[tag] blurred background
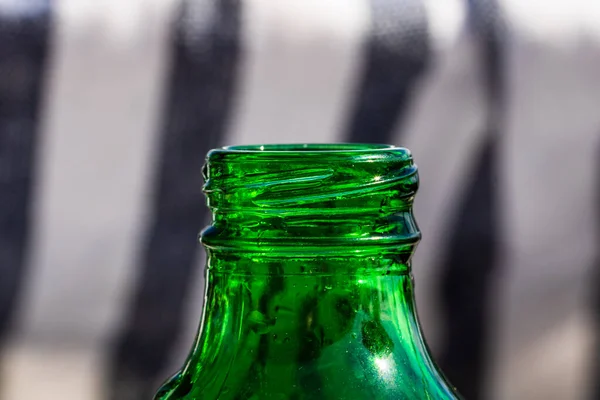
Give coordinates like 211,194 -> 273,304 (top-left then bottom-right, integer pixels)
0,0 -> 599,399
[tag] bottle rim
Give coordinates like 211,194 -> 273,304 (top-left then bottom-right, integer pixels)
217,143 -> 402,154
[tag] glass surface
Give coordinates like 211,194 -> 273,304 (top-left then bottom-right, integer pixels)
155,144 -> 461,399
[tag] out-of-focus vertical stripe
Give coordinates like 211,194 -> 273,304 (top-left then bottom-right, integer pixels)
344,0 -> 430,144
109,1 -> 243,398
432,1 -> 504,398
0,2 -> 53,399
437,136 -> 499,400
399,0 -> 484,353
0,0 -> 51,344
2,0 -> 178,399
592,143 -> 600,400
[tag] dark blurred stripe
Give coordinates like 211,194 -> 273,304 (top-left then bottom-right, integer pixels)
0,2 -> 52,342
438,137 -> 498,400
108,0 -> 242,398
592,144 -> 600,400
344,0 -> 430,144
437,1 -> 504,399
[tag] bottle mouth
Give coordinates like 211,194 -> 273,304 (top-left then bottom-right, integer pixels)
211,144 -> 405,162
202,143 -> 420,255
221,143 -> 397,154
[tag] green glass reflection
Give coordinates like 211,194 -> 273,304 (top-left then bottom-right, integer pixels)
155,144 -> 461,400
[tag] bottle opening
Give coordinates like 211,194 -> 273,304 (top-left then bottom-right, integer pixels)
202,143 -> 420,257
222,143 -> 396,153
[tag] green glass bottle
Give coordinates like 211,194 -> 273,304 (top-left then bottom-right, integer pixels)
155,144 -> 461,400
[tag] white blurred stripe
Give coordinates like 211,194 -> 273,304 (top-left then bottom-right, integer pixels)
8,0 -> 177,355
395,2 -> 484,351
1,344 -> 102,400
502,0 -> 600,44
492,1 -> 600,398
226,0 -> 370,145
421,0 -> 465,54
